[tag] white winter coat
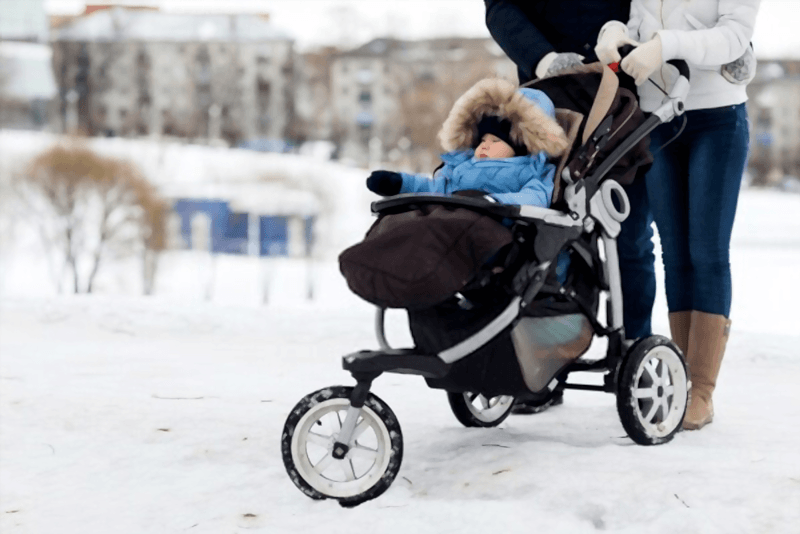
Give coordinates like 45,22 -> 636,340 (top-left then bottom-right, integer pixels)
601,0 -> 760,112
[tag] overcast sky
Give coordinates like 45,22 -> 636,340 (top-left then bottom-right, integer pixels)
44,0 -> 800,58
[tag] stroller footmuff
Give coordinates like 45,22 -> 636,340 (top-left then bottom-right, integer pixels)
338,201 -> 513,310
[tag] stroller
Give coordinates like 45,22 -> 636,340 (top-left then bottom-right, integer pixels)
281,55 -> 693,507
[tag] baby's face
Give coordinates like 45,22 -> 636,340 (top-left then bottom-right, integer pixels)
475,133 -> 515,159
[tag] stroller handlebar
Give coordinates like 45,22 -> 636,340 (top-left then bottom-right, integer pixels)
614,44 -> 691,83
611,44 -> 690,122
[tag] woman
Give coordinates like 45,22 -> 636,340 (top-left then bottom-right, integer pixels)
596,0 -> 761,430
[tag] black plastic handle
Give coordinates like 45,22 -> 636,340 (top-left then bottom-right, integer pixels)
666,59 -> 691,81
371,193 -> 519,218
617,44 -> 691,82
618,44 -> 636,60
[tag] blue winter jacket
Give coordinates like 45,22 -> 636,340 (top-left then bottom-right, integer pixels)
399,149 -> 555,208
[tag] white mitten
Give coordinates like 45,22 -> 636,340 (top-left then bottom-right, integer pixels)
595,21 -> 639,65
722,44 -> 757,85
620,35 -> 663,86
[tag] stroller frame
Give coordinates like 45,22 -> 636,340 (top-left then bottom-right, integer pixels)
282,59 -> 693,507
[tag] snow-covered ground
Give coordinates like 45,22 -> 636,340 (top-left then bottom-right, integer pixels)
2,188 -> 800,533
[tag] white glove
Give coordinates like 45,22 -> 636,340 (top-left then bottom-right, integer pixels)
535,51 -> 585,79
620,35 -> 663,86
595,21 -> 639,65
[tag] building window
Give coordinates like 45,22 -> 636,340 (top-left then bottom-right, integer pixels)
359,123 -> 371,145
757,110 -> 771,128
260,216 -> 288,256
356,68 -> 373,84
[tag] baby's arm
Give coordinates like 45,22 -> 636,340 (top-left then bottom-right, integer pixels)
490,163 -> 555,207
399,164 -> 453,195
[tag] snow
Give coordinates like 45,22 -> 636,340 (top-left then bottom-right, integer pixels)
2,143 -> 800,531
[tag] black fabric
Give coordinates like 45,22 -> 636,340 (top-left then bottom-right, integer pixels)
476,116 -> 528,156
339,205 -> 514,309
411,292 -> 529,398
484,0 -> 631,84
366,170 -> 403,196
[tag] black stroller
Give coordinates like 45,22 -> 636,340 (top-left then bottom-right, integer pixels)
281,56 -> 693,507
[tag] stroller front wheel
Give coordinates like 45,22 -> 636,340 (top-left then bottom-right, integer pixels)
616,336 -> 688,445
448,391 -> 516,427
281,386 -> 403,507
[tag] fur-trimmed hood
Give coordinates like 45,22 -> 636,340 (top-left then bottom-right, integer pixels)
437,78 -> 569,157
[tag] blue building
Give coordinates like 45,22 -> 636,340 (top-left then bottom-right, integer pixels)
172,198 -> 315,257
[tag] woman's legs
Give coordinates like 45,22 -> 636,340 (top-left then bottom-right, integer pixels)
686,105 -> 749,316
647,105 -> 749,314
646,104 -> 749,430
681,104 -> 748,429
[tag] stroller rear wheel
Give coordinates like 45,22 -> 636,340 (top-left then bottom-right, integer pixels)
617,336 -> 688,445
281,386 -> 403,507
448,391 -> 515,427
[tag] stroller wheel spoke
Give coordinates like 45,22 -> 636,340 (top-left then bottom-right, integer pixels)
658,362 -> 671,386
661,398 -> 672,420
340,459 -> 357,481
306,431 -> 332,448
633,386 -> 657,399
643,400 -> 659,423
312,452 -> 336,475
348,444 -> 379,461
644,359 -> 660,384
479,395 -> 491,410
328,411 -> 343,436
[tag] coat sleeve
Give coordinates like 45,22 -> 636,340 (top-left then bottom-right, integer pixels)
490,162 -> 555,207
626,3 -> 645,41
484,0 -> 554,82
657,0 -> 760,66
399,165 -> 452,195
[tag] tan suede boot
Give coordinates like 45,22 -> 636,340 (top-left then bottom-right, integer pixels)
682,311 -> 732,430
668,311 -> 692,356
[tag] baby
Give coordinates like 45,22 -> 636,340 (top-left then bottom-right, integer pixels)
367,78 -> 569,207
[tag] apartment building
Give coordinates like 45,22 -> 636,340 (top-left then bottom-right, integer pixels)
328,37 -> 517,168
747,60 -> 800,184
50,7 -> 295,145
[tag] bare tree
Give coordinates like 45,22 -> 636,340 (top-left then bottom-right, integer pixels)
136,181 -> 167,295
17,142 -> 166,293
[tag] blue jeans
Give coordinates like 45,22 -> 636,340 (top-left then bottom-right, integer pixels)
645,104 -> 750,317
618,171 -> 656,339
